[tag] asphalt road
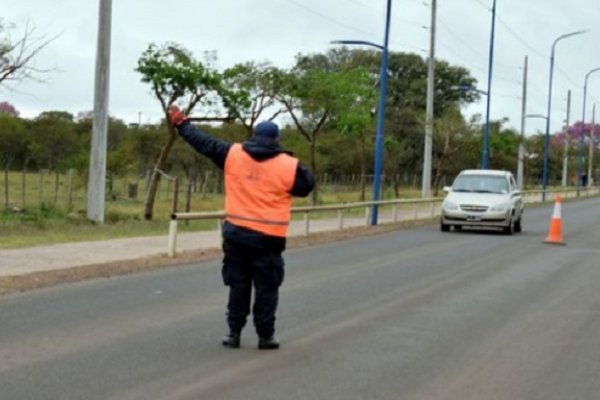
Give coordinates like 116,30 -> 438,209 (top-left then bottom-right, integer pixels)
2,197 -> 600,400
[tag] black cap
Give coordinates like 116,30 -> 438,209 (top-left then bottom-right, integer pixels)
254,121 -> 280,139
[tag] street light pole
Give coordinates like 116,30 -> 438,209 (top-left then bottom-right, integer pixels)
369,0 -> 393,225
482,0 -> 497,170
578,67 -> 600,196
333,0 -> 392,225
543,29 -> 587,202
422,0 -> 436,198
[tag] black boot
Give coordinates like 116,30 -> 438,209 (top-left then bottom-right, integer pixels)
258,336 -> 280,350
222,331 -> 241,348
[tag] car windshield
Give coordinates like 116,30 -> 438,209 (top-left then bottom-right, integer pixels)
452,175 -> 508,194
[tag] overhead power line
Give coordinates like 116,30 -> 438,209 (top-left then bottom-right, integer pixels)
347,0 -> 427,29
281,0 -> 425,53
281,0 -> 377,40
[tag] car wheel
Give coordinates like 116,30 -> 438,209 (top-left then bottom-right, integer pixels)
514,217 -> 522,233
503,218 -> 515,235
441,222 -> 450,232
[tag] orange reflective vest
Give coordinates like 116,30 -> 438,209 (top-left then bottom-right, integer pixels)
224,143 -> 298,237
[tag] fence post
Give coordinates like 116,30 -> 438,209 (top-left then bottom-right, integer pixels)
337,209 -> 344,230
185,174 -> 193,226
66,169 -> 74,211
413,205 -> 418,221
217,219 -> 223,246
303,211 -> 310,237
392,204 -> 398,223
202,170 -> 210,198
3,167 -> 8,209
53,170 -> 59,204
39,170 -> 44,205
168,218 -> 178,257
430,201 -> 435,218
364,206 -> 370,226
21,167 -> 26,208
166,179 -> 171,201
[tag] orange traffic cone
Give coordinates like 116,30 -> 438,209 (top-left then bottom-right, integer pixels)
544,195 -> 566,245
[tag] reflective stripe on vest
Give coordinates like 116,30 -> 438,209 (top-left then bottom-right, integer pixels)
224,143 -> 298,237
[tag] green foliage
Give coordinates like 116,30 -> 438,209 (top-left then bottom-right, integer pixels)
135,43 -> 221,114
2,44 -> 535,225
105,209 -> 140,223
28,111 -> 80,171
0,114 -> 26,167
2,203 -> 66,228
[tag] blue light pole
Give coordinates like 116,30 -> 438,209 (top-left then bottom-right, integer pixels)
543,29 -> 587,202
332,0 -> 392,225
577,67 -> 600,196
482,0 -> 497,170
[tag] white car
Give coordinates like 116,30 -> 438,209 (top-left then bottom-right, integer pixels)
440,169 -> 523,234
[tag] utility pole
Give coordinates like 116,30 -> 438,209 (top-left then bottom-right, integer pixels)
422,0 -> 436,198
517,55 -> 527,190
87,0 -> 112,224
481,0 -> 497,169
588,104 -> 595,188
561,90 -> 571,187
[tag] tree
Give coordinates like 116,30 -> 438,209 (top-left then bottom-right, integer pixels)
276,52 -> 375,203
0,114 -> 26,208
0,101 -> 18,116
119,125 -> 164,177
330,74 -> 377,200
136,43 -> 234,220
431,107 -> 473,195
319,47 -> 479,190
487,119 -> 520,172
29,111 -> 79,171
221,61 -> 284,137
0,19 -> 53,88
383,53 -> 479,182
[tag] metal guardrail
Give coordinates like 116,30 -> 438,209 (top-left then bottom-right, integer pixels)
167,187 -> 600,257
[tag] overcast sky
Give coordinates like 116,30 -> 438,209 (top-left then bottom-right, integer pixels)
2,0 -> 599,136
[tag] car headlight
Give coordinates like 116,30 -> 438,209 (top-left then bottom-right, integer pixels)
443,201 -> 459,210
490,204 -> 510,212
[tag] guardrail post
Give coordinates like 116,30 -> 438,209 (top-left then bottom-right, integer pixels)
413,205 -> 418,221
168,218 -> 178,257
337,209 -> 344,230
430,202 -> 435,218
392,204 -> 398,223
217,219 -> 223,246
364,207 -> 370,226
303,212 -> 310,237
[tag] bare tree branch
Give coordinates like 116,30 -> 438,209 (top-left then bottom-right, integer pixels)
0,19 -> 56,88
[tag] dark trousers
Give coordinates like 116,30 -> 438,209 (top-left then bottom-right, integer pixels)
221,240 -> 285,338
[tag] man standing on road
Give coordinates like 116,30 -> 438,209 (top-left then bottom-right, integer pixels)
168,106 -> 314,350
